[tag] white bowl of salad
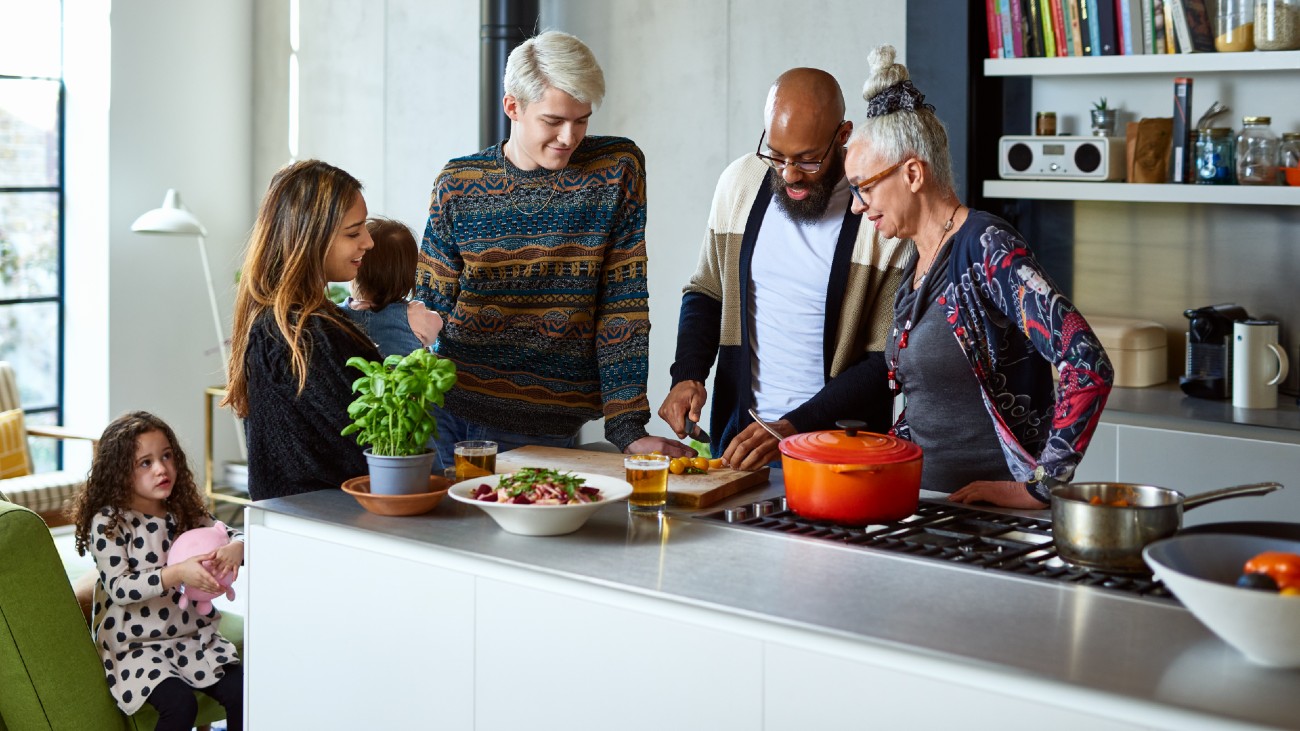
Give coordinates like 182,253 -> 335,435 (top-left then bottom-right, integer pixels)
447,468 -> 632,536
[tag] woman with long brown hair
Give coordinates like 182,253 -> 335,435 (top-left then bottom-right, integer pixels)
223,159 -> 380,500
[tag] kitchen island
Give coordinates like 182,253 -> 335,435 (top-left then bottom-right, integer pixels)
243,473 -> 1298,730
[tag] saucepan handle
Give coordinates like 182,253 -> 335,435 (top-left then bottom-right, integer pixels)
1183,482 -> 1283,511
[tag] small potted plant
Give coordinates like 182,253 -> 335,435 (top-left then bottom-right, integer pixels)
1090,97 -> 1118,138
341,348 -> 457,495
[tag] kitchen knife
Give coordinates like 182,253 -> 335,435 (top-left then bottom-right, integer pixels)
683,416 -> 710,443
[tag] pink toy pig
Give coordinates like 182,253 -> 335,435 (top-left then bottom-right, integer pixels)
166,521 -> 237,614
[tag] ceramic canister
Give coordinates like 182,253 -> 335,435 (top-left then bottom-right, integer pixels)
1232,320 -> 1290,409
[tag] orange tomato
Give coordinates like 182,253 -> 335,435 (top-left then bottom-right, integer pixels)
1244,551 -> 1300,591
691,457 -> 710,472
708,458 -> 725,470
668,458 -> 687,475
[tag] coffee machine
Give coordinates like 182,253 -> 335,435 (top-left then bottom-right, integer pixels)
1180,303 -> 1250,400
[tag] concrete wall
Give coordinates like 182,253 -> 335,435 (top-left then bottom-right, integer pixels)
257,0 -> 906,445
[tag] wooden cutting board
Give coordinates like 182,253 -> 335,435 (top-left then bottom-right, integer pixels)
493,445 -> 770,509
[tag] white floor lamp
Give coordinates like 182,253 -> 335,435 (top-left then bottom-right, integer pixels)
131,189 -> 247,460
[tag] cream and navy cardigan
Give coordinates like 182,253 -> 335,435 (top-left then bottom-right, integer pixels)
669,154 -> 910,455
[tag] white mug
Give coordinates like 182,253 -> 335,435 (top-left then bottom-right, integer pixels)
1232,320 -> 1290,409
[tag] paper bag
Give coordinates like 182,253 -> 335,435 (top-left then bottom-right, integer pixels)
1127,118 -> 1173,184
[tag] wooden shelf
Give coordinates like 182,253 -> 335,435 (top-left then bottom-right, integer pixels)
983,180 -> 1300,205
984,50 -> 1300,77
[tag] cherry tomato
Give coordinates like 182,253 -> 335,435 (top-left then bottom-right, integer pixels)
1243,551 -> 1300,591
691,457 -> 710,472
668,458 -> 687,475
708,458 -> 725,470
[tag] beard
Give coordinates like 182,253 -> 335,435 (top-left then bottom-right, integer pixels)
769,148 -> 845,225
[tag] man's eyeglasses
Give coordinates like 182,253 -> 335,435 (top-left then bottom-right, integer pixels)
848,159 -> 907,207
755,121 -> 847,174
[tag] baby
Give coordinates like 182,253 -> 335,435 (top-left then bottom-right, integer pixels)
341,217 -> 443,356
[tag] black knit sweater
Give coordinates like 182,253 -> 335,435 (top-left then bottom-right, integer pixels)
244,312 -> 380,500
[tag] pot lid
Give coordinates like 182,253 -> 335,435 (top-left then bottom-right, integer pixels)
778,420 -> 922,465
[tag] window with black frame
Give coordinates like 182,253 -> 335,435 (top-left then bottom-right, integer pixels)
0,0 -> 64,471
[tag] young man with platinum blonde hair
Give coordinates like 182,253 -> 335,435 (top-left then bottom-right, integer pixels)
416,30 -> 693,465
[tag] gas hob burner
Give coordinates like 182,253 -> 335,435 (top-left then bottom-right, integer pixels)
695,498 -> 1175,604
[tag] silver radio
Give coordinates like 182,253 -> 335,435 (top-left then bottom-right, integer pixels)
998,135 -> 1125,181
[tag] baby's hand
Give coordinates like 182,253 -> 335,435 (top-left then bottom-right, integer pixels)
408,301 -> 444,347
175,551 -> 223,594
212,541 -> 245,581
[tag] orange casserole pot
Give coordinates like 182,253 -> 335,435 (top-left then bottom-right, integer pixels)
778,421 -> 923,526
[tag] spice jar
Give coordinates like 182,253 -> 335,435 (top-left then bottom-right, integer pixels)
1196,128 -> 1235,185
1236,117 -> 1280,185
1255,0 -> 1300,50
1218,0 -> 1257,50
1281,132 -> 1300,186
1036,111 -> 1057,137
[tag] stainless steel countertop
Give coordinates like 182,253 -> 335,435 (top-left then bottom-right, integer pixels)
252,473 -> 1300,729
1106,383 -> 1300,441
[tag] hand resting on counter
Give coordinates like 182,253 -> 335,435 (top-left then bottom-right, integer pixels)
948,480 -> 1049,509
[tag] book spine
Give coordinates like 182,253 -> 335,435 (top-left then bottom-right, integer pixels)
1050,0 -> 1068,55
1095,0 -> 1119,53
1068,0 -> 1085,55
1152,0 -> 1168,53
1083,0 -> 1100,55
1181,0 -> 1217,52
986,0 -> 1003,57
1163,0 -> 1178,52
1025,0 -> 1045,56
1041,0 -> 1059,56
1142,0 -> 1155,53
1000,0 -> 1016,57
1010,0 -> 1027,56
1168,0 -> 1194,53
1115,0 -> 1127,53
1169,77 -> 1193,184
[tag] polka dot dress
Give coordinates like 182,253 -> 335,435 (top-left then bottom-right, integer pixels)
89,507 -> 242,715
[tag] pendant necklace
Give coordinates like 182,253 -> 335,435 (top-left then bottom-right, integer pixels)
887,202 -> 963,394
503,142 -> 567,216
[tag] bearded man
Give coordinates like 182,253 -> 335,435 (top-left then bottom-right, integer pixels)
658,68 -> 909,470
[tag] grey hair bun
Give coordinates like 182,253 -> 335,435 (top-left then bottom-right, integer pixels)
862,45 -> 910,101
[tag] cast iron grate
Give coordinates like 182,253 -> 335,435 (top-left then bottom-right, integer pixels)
695,498 -> 1176,603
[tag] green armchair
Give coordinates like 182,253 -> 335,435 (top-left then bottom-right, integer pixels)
0,501 -> 241,730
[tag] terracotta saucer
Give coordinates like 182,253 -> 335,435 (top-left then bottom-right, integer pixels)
341,475 -> 452,517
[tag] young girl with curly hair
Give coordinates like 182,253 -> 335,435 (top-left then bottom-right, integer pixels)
69,411 -> 244,730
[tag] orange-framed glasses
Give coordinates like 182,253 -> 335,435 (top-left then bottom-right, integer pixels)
849,159 -> 908,206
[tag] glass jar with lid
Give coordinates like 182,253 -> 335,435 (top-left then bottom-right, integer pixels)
1236,117 -> 1280,185
1281,132 -> 1300,186
1195,128 -> 1235,185
1254,0 -> 1300,51
1218,0 -> 1256,50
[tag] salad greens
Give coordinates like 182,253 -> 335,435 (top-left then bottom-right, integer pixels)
497,468 -> 589,501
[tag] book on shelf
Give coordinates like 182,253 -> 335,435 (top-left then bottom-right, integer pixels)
1169,77 -> 1193,184
1025,0 -> 1046,56
1152,0 -> 1168,53
1162,0 -> 1179,52
1050,0 -> 1068,55
1064,0 -> 1083,54
1000,0 -> 1016,57
1167,0 -> 1216,52
986,0 -> 1002,57
1141,0 -> 1157,54
1095,0 -> 1119,53
1009,0 -> 1027,56
1041,0 -> 1059,56
1071,0 -> 1092,53
1117,0 -> 1143,54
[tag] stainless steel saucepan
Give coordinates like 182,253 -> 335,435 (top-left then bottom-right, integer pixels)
1050,482 -> 1283,573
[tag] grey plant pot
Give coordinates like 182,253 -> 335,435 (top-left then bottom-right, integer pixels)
1091,109 -> 1119,137
365,449 -> 437,495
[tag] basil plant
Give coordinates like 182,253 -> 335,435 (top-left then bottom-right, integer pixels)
341,348 -> 457,457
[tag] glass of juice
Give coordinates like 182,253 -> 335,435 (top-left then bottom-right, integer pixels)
454,441 -> 497,481
624,454 -> 670,511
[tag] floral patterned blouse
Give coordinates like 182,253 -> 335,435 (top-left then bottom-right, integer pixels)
891,209 -> 1114,502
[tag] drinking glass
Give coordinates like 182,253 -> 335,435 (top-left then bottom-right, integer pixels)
454,441 -> 498,481
624,454 -> 670,511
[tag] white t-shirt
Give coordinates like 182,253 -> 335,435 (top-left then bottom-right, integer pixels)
748,180 -> 852,422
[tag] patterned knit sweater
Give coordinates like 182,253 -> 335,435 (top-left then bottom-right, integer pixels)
415,136 -> 651,451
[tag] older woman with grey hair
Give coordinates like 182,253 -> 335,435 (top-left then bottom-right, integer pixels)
843,45 -> 1113,508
